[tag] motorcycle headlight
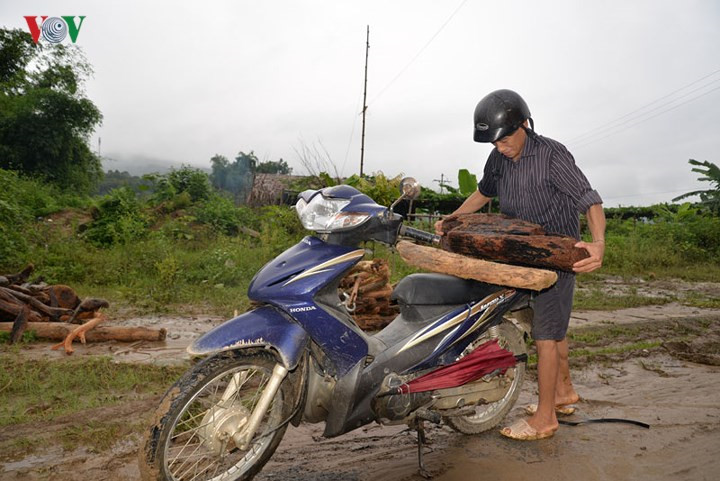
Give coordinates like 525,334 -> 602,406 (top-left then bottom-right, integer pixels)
295,194 -> 370,232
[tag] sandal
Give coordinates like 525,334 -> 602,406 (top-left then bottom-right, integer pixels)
500,419 -> 556,441
524,403 -> 577,416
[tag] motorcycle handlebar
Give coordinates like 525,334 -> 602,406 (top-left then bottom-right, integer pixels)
399,225 -> 442,245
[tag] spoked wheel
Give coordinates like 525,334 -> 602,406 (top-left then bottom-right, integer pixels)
445,319 -> 527,434
139,350 -> 298,481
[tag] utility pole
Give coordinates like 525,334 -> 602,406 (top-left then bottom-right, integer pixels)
360,25 -> 369,178
433,173 -> 447,194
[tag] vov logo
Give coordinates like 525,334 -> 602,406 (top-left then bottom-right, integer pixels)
24,16 -> 86,44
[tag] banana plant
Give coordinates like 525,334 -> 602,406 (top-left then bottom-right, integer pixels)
458,169 -> 478,196
673,159 -> 720,214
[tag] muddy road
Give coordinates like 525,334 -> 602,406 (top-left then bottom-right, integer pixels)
2,306 -> 720,480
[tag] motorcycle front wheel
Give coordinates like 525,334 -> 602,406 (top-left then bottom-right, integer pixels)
139,350 -> 299,481
444,319 -> 527,434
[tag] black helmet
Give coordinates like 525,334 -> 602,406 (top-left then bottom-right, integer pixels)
473,89 -> 531,143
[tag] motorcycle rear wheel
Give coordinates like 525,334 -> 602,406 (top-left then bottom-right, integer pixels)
444,320 -> 526,434
139,350 -> 298,481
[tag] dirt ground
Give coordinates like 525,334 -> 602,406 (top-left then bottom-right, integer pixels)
2,285 -> 720,481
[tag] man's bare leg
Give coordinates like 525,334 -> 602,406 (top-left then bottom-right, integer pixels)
526,339 -> 560,434
555,338 -> 580,405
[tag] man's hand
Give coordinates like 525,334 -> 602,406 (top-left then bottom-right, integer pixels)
573,240 -> 605,273
434,219 -> 444,235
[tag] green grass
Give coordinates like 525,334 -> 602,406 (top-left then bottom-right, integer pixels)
567,325 -> 636,344
572,289 -> 673,310
680,293 -> 720,309
0,330 -> 38,344
58,420 -> 142,452
0,354 -> 186,426
15,220 -> 302,317
569,340 -> 663,358
527,340 -> 663,365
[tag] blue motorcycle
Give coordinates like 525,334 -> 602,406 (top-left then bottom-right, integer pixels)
140,179 -> 530,481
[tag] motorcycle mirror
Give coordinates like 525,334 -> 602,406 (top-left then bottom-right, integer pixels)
399,177 -> 421,200
388,177 -> 421,215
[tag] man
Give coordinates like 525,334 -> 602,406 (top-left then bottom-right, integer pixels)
434,89 -> 606,440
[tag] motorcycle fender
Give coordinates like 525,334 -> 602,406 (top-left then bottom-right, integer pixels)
187,306 -> 309,370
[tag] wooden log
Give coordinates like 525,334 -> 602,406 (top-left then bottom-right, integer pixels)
0,322 -> 167,343
0,290 -> 44,323
9,307 -> 29,344
0,286 -> 73,321
44,284 -> 81,309
396,240 -> 557,291
4,264 -> 34,285
442,213 -> 545,236
443,232 -> 586,271
440,213 -> 589,272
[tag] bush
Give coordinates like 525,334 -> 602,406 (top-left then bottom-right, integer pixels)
0,168 -> 89,266
601,211 -> 720,278
146,166 -> 212,207
193,194 -> 245,235
81,188 -> 148,247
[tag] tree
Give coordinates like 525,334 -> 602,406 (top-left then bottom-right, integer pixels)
209,152 -> 257,203
673,159 -> 720,214
256,158 -> 292,175
0,28 -> 103,194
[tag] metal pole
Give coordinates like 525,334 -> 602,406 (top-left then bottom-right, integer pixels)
360,25 -> 369,177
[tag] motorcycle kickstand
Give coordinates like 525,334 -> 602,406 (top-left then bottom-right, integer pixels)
414,420 -> 432,479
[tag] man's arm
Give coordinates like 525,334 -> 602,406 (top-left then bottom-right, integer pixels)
434,190 -> 492,234
572,203 -> 606,273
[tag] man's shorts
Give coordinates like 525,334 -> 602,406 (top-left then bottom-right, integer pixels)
530,271 -> 575,341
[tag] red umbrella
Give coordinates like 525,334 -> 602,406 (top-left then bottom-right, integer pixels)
398,339 -> 518,394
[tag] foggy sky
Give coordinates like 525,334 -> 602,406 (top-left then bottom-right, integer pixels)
2,0 -> 719,207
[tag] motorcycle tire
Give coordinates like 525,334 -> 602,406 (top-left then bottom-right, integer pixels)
444,320 -> 527,434
139,349 -> 298,481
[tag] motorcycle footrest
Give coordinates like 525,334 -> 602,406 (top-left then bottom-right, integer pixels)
415,408 -> 441,424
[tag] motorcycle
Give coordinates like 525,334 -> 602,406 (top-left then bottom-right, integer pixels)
139,178 -> 530,481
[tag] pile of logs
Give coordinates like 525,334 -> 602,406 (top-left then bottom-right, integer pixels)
339,259 -> 399,331
397,213 -> 592,291
0,265 -> 166,354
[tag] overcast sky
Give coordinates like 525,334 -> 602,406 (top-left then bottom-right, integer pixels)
2,0 -> 719,207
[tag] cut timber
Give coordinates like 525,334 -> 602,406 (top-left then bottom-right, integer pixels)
396,240 -> 557,291
0,322 -> 167,343
339,259 -> 398,330
440,213 -> 589,272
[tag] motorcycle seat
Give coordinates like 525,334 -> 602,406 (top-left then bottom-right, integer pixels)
391,273 -> 502,306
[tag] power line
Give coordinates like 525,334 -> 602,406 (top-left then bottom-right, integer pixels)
572,84 -> 720,150
568,67 -> 720,144
571,77 -> 720,145
367,0 -> 470,107
570,76 -> 720,148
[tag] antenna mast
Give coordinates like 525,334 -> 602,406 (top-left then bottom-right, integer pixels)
360,25 -> 369,177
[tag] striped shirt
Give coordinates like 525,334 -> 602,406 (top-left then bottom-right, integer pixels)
477,133 -> 602,239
